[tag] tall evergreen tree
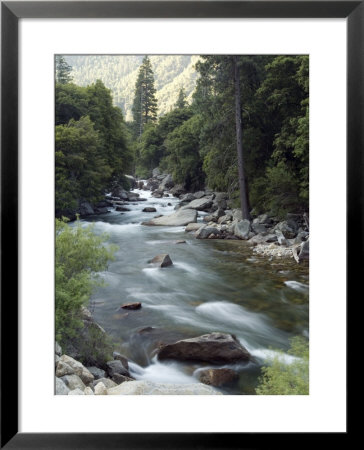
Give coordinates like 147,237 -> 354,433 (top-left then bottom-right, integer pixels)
175,87 -> 187,109
55,55 -> 73,84
132,56 -> 158,137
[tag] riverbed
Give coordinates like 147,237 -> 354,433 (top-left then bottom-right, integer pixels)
80,187 -> 309,394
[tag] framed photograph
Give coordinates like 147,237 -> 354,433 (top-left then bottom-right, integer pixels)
1,1 -> 357,447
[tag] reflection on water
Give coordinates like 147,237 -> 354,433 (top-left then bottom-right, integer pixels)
80,187 -> 309,394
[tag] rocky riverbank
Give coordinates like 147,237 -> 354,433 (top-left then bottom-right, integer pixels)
55,309 -> 241,395
139,172 -> 309,264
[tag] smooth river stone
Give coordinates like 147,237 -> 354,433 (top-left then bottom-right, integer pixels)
142,208 -> 197,226
107,380 -> 222,395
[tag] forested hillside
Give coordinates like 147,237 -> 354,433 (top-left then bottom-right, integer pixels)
65,55 -> 199,120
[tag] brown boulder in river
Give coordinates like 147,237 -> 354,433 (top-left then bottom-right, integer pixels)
121,302 -> 142,310
158,332 -> 251,364
150,254 -> 173,267
198,368 -> 239,387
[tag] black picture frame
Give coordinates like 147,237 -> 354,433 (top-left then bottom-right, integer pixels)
1,1 -> 357,448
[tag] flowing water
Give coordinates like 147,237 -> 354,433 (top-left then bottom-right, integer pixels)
79,186 -> 309,394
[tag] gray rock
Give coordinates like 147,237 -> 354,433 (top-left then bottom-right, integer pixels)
193,191 -> 205,199
185,222 -> 204,232
60,374 -> 86,391
152,167 -> 161,177
180,193 -> 196,202
55,355 -> 60,367
55,377 -> 70,395
232,209 -> 243,221
86,366 -> 106,380
196,225 -> 221,239
92,378 -> 117,389
106,360 -> 130,378
234,220 -> 251,240
150,254 -> 173,267
55,342 -> 62,356
275,230 -> 287,246
203,215 -> 217,223
68,388 -> 85,395
142,208 -> 197,226
112,374 -> 134,384
256,214 -> 273,225
107,380 -> 222,395
84,387 -> 94,395
158,332 -> 251,364
217,214 -> 233,225
56,360 -> 75,377
94,382 -> 107,395
182,197 -> 213,211
294,231 -> 309,244
113,352 -> 129,370
275,220 -> 298,239
251,223 -> 267,234
60,355 -> 94,385
159,174 -> 174,190
169,184 -> 186,197
298,239 -> 309,262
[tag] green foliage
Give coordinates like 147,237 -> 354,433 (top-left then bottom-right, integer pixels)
256,336 -> 309,395
162,114 -> 204,190
132,56 -> 158,137
55,55 -> 73,84
55,116 -> 111,214
55,79 -> 133,216
64,55 -> 199,119
134,106 -> 193,177
55,218 -> 117,347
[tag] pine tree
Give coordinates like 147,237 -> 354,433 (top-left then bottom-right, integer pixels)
175,87 -> 187,109
132,56 -> 158,137
55,55 -> 73,84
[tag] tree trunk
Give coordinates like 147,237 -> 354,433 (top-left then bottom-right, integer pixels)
233,56 -> 250,220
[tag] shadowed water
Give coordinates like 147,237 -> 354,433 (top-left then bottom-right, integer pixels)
79,187 -> 309,394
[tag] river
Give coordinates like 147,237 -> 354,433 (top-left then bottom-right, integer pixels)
80,186 -> 309,394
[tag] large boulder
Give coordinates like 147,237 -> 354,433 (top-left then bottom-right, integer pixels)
107,380 -> 222,395
180,193 -> 196,203
56,360 -> 75,378
113,352 -> 129,370
60,374 -> 86,391
275,220 -> 298,239
159,174 -> 174,190
198,368 -> 239,387
86,366 -> 106,380
169,184 -> 186,197
92,377 -> 117,389
142,208 -> 197,226
234,220 -> 251,240
152,167 -> 161,177
158,332 -> 251,364
94,382 -> 108,395
182,197 -> 213,211
196,225 -> 221,240
193,191 -> 206,199
60,355 -> 94,385
106,360 -> 130,378
150,254 -> 173,267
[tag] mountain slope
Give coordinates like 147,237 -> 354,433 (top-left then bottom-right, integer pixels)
64,55 -> 200,120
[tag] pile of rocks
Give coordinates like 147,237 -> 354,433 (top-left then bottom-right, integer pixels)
55,341 -> 135,395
